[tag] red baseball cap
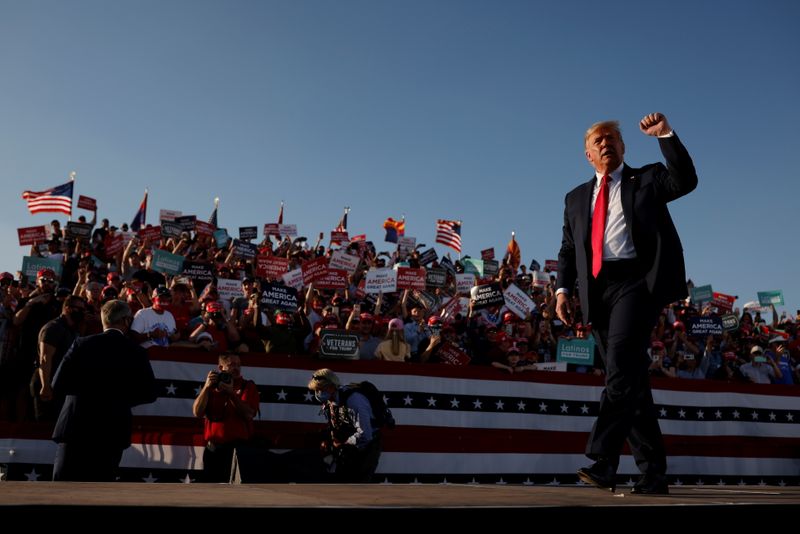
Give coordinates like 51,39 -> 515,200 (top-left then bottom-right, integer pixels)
37,268 -> 56,280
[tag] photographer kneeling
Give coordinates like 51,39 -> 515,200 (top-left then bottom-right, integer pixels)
192,353 -> 260,482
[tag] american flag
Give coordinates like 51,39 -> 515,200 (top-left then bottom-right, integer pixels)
436,219 -> 462,254
1,351 -> 798,483
21,181 -> 73,215
331,207 -> 349,245
208,197 -> 219,228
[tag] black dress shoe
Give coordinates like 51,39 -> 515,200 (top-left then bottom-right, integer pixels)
577,461 -> 617,492
630,473 -> 669,495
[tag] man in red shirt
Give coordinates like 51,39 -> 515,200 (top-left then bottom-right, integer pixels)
192,352 -> 260,482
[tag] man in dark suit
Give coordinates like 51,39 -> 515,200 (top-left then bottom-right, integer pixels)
556,112 -> 697,495
51,299 -> 157,481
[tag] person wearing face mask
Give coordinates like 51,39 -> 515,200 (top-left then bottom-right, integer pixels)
307,368 -> 381,482
32,295 -> 87,421
130,286 -> 179,348
192,352 -> 260,482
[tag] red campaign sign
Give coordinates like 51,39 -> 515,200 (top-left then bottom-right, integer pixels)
315,268 -> 349,289
104,234 -> 124,257
77,195 -> 97,211
138,226 -> 162,241
17,225 -> 47,246
256,255 -> 289,279
263,223 -> 280,237
396,267 -> 427,291
301,256 -> 329,285
481,248 -> 495,261
437,342 -> 471,366
330,231 -> 349,244
544,260 -> 559,273
355,279 -> 366,300
195,220 -> 216,236
711,292 -> 736,312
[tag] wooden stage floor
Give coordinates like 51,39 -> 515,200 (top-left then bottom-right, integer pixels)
1,482 -> 798,523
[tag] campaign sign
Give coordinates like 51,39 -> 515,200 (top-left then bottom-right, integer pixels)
425,267 -> 447,288
260,283 -> 299,311
397,236 -> 416,256
544,259 -> 559,273
151,249 -> 185,275
216,278 -> 243,302
319,330 -> 360,360
159,209 -> 182,222
263,223 -> 280,237
257,256 -> 289,279
21,256 -> 62,280
534,362 -> 568,372
66,222 -> 92,240
195,220 -> 216,236
104,234 -> 124,256
232,239 -> 257,260
437,342 -> 471,366
17,226 -> 47,246
481,248 -> 495,261
711,292 -> 736,313
365,268 -> 397,294
503,283 -> 536,319
171,215 -> 195,232
330,230 -> 349,244
721,314 -> 740,332
483,259 -> 499,277
77,195 -> 97,211
532,271 -> 550,288
757,290 -> 784,306
182,260 -> 215,282
239,226 -> 258,240
278,224 -> 297,237
282,268 -> 304,290
315,268 -> 349,290
160,221 -> 183,238
301,256 -> 328,285
529,259 -> 541,272
396,267 -> 427,291
690,284 -> 713,303
453,273 -> 473,295
470,283 -> 505,310
556,337 -> 595,365
688,316 -> 724,336
138,225 -> 162,241
213,229 -> 230,248
412,290 -> 438,311
462,258 -> 484,277
418,248 -> 438,266
329,249 -> 361,274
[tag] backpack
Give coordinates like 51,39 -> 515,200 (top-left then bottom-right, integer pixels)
340,381 -> 396,430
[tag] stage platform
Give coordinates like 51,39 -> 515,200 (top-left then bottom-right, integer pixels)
1,482 -> 798,524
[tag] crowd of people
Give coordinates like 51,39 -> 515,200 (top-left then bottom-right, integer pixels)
1,213 -> 798,423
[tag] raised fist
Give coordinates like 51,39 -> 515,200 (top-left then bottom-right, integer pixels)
639,112 -> 672,137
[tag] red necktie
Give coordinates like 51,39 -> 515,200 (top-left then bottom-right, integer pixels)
591,175 -> 611,278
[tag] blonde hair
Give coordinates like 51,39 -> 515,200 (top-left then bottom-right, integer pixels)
308,368 -> 340,390
584,120 -> 622,148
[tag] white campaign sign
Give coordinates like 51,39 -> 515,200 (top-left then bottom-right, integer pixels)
216,278 -> 243,303
329,249 -> 361,274
456,273 -> 476,295
503,283 -> 536,319
282,268 -> 305,290
365,268 -> 397,294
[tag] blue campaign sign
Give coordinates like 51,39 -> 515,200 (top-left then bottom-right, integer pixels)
213,228 -> 230,249
690,284 -> 713,303
757,290 -> 784,306
151,249 -> 185,275
21,256 -> 63,280
556,337 -> 595,365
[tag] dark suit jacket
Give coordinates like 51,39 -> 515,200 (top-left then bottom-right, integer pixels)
557,135 -> 698,322
52,329 -> 157,449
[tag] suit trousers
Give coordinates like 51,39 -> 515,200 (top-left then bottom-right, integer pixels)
52,442 -> 124,481
585,259 -> 666,475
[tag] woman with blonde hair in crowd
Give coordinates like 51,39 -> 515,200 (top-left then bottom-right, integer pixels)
375,318 -> 410,362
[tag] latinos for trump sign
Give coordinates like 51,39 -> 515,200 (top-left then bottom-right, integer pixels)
757,290 -> 784,306
556,337 -> 595,365
151,249 -> 185,275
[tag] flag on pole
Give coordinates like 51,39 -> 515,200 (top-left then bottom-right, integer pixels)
506,231 -> 521,273
130,190 -> 148,232
277,201 -> 284,225
208,197 -> 219,228
383,217 -> 404,243
331,207 -> 349,245
436,219 -> 462,254
21,181 -> 73,216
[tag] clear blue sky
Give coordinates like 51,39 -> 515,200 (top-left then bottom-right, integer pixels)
1,0 -> 798,315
